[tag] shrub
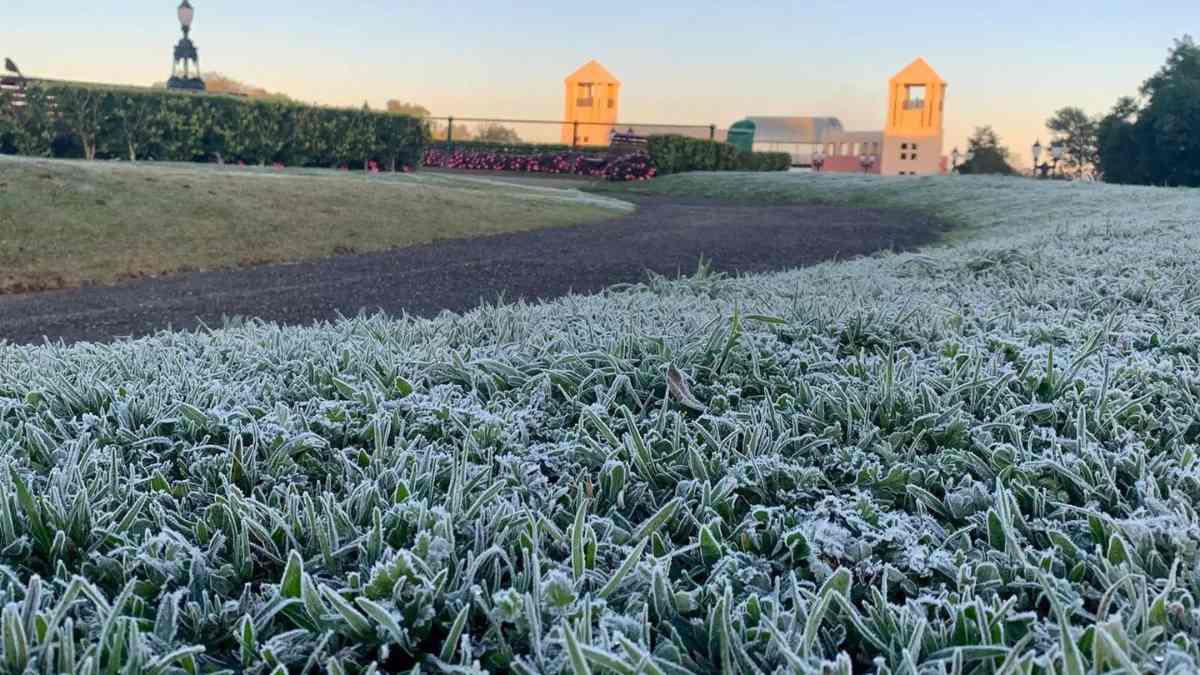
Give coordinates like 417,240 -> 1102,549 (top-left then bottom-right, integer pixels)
0,89 -> 15,154
422,147 -> 655,181
647,135 -> 740,174
738,150 -> 791,171
603,152 -> 658,181
440,140 -> 592,156
647,135 -> 790,174
1,81 -> 430,168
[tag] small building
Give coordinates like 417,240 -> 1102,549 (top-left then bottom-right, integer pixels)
820,58 -> 947,176
561,60 -> 621,147
726,117 -> 845,166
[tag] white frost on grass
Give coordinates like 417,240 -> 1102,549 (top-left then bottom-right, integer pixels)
1,174 -> 1200,673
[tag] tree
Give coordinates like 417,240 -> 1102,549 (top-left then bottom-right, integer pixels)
1095,97 -> 1145,184
958,126 -> 1016,175
104,93 -> 166,161
1096,35 -> 1200,186
1136,35 -> 1200,186
8,86 -> 54,157
385,100 -> 430,117
1046,107 -> 1097,178
475,123 -> 521,143
53,86 -> 105,160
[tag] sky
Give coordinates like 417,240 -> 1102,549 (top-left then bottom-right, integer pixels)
6,1 -> 1199,167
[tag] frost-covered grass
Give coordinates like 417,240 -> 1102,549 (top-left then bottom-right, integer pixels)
2,173 -> 1200,673
603,171 -> 1164,241
0,155 -> 628,293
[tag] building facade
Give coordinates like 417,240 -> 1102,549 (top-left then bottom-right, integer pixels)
727,117 -> 845,166
821,58 -> 946,176
561,60 -> 621,146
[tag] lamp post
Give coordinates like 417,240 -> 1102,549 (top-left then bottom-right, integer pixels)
1032,139 -> 1066,179
858,153 -> 877,174
1050,142 -> 1064,179
811,149 -> 826,172
167,1 -> 205,91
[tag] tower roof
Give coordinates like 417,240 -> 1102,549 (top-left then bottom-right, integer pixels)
889,58 -> 945,84
565,60 -> 620,85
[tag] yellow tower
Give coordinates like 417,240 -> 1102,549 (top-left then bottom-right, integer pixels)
881,58 -> 946,176
561,60 -> 620,146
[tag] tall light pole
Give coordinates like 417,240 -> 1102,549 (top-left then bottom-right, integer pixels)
167,1 -> 206,91
1032,139 -> 1049,178
1032,139 -> 1066,179
1050,142 -> 1064,179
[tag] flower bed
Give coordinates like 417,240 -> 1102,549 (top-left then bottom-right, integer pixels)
422,148 -> 657,181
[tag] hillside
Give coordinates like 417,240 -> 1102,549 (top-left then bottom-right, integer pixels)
0,156 -> 628,292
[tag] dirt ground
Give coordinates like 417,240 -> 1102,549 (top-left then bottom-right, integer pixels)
0,196 -> 946,344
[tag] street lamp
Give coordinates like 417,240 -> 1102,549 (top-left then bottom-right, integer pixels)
178,0 -> 195,33
167,1 -> 205,91
1050,142 -> 1064,179
1032,139 -> 1065,179
858,153 -> 877,174
811,149 -> 826,172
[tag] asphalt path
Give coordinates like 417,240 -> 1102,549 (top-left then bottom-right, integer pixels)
0,196 -> 945,344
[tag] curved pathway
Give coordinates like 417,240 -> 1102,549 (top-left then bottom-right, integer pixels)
0,196 -> 946,344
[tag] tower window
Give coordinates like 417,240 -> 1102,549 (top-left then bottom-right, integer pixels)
901,143 -> 909,150
911,154 -> 918,161
903,85 -> 926,110
577,83 -> 594,107
901,153 -> 908,160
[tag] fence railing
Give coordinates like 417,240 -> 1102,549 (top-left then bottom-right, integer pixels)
0,76 -> 27,109
427,116 -> 724,151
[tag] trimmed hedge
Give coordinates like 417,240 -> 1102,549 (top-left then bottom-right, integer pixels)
741,151 -> 792,172
647,134 -> 792,174
0,81 -> 429,169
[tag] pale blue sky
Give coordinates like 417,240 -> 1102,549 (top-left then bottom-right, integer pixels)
6,1 -> 1198,164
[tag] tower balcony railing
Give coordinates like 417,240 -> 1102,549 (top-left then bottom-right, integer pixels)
902,99 -> 926,110
576,97 -> 594,107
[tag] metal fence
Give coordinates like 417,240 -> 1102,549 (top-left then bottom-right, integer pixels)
0,76 -> 27,109
426,116 -> 725,151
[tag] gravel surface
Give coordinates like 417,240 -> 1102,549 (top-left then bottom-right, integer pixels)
0,196 -> 946,344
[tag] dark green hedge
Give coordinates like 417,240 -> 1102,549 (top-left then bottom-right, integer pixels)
740,151 -> 792,172
0,81 -> 429,169
647,135 -> 792,174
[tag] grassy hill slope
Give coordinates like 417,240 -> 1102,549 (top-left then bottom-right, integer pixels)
0,157 -> 629,292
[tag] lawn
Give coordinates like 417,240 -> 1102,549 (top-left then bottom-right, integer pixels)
599,171 -> 1140,240
1,172 -> 1200,673
0,156 -> 631,293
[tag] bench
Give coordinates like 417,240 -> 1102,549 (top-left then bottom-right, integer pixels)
608,132 -> 648,157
